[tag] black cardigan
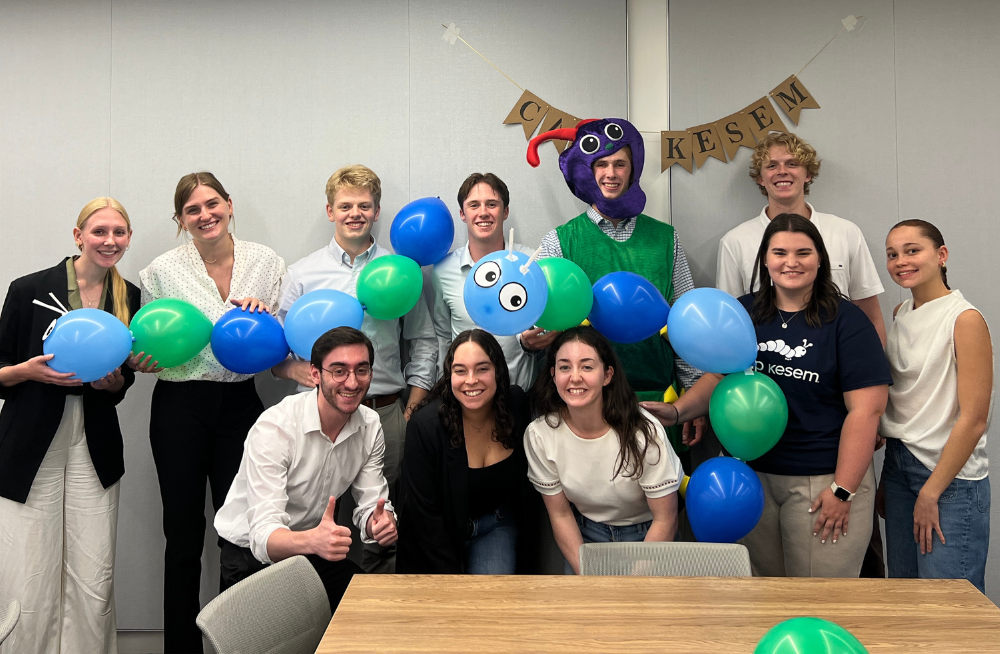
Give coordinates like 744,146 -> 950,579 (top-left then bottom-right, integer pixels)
395,386 -> 543,574
0,258 -> 139,503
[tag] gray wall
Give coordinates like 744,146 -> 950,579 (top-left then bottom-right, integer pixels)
0,0 -> 626,629
668,0 -> 1000,602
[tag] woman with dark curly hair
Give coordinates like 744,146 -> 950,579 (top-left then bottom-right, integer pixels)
396,329 -> 541,574
526,326 -> 683,575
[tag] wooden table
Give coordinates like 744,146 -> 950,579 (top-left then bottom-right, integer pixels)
317,575 -> 1000,653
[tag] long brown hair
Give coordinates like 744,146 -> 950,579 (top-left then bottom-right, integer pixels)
749,213 -> 844,328
531,326 -> 659,480
890,219 -> 950,290
418,330 -> 515,450
76,197 -> 132,325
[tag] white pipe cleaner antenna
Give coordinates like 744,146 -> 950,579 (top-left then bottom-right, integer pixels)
33,293 -> 69,316
519,246 -> 542,274
505,228 -> 518,261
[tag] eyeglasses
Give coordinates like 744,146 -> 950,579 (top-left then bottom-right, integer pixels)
321,366 -> 373,383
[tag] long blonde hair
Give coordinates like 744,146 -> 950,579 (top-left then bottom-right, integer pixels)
76,197 -> 132,325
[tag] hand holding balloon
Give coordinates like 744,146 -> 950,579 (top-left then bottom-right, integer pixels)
230,297 -> 270,313
90,367 -> 124,392
128,352 -> 164,374
5,354 -> 82,387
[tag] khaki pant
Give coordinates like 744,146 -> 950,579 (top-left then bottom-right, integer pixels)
742,464 -> 876,578
0,397 -> 119,654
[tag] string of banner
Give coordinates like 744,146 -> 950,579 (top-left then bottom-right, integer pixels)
441,15 -> 865,174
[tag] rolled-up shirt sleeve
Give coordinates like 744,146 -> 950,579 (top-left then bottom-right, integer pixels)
401,286 -> 438,390
275,269 -> 302,326
351,424 -> 393,544
243,418 -> 296,564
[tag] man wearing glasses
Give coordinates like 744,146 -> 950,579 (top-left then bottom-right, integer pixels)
215,327 -> 398,611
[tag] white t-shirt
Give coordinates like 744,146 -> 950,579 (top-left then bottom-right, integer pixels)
881,290 -> 992,480
524,410 -> 683,526
716,203 -> 884,300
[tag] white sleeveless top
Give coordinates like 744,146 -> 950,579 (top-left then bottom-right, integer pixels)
881,290 -> 992,480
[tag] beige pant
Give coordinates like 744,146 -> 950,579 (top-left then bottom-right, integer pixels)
0,397 -> 119,654
742,464 -> 876,578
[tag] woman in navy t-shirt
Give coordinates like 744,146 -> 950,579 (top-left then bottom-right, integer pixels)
642,214 -> 891,578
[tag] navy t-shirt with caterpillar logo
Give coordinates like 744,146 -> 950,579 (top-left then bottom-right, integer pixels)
736,294 -> 892,476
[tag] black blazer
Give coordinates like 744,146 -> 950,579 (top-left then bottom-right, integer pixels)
0,258 -> 140,503
395,385 -> 543,574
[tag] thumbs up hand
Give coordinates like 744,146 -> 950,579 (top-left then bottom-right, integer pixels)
311,496 -> 353,561
366,498 -> 398,546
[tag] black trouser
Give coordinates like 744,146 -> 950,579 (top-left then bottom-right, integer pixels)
219,540 -> 364,613
149,379 -> 264,654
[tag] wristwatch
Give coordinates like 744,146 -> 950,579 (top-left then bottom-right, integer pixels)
830,481 -> 856,502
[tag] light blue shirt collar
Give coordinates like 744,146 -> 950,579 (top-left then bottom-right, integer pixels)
327,235 -> 378,268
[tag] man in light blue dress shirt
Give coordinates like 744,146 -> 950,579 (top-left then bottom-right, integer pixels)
431,173 -> 555,390
273,164 -> 436,573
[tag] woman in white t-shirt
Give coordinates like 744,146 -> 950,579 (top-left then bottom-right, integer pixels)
878,219 -> 993,593
525,326 -> 683,575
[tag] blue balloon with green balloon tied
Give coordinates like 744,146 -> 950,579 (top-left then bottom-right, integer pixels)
283,289 -> 364,360
389,197 -> 455,267
667,287 -> 757,373
685,456 -> 764,543
211,307 -> 289,375
588,271 -> 670,344
42,308 -> 133,382
463,250 -> 548,336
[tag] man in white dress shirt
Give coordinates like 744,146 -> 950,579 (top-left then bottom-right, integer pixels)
431,172 -> 547,389
716,131 -> 887,344
216,327 -> 397,610
273,164 -> 436,573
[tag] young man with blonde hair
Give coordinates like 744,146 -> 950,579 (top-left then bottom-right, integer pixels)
716,132 -> 887,344
273,164 -> 436,573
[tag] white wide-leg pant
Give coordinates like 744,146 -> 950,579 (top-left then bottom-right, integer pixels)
0,396 -> 119,654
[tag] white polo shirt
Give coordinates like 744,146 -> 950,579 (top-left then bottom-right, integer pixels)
716,203 -> 884,300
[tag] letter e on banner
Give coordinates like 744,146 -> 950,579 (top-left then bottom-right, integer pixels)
687,123 -> 727,168
741,96 -> 788,141
769,75 -> 821,125
503,89 -> 551,140
714,112 -> 756,160
661,131 -> 693,173
539,107 -> 581,153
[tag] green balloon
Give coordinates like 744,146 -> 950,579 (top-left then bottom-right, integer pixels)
755,617 -> 869,654
535,258 -> 594,331
356,255 -> 423,320
709,370 -> 788,461
130,298 -> 213,369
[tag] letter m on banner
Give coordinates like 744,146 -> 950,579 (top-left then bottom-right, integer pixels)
769,75 -> 820,126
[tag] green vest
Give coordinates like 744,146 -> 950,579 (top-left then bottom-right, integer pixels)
556,212 -> 679,400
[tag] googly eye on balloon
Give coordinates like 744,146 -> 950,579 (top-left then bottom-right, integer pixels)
463,237 -> 548,336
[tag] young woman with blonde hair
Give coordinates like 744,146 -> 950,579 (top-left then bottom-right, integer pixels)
0,197 -> 140,653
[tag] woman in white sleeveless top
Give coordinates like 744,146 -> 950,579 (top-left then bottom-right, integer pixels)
878,219 -> 993,592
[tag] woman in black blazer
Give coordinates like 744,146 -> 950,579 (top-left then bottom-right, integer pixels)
396,329 -> 542,574
0,197 -> 140,654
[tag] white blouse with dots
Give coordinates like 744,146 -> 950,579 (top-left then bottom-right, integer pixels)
139,236 -> 286,382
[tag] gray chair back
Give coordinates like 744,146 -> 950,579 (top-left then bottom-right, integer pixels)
196,556 -> 332,654
579,542 -> 752,577
0,599 -> 20,645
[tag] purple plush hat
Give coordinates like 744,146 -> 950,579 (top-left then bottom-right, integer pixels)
527,117 -> 645,220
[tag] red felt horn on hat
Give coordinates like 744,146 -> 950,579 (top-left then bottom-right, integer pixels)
526,119 -> 599,167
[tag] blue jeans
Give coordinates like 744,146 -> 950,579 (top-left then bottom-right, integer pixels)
883,438 -> 991,593
465,507 -> 518,574
567,506 -> 651,574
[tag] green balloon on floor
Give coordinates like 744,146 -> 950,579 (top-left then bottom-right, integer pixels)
755,617 -> 869,654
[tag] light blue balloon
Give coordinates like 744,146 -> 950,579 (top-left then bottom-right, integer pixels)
463,250 -> 548,336
667,288 -> 757,373
389,197 -> 455,266
283,290 -> 364,360
589,271 -> 670,343
43,308 -> 133,382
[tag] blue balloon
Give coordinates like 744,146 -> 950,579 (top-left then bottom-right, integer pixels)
667,288 -> 757,373
283,290 -> 364,360
463,250 -> 548,336
686,457 -> 765,543
211,307 -> 290,375
389,197 -> 455,267
42,308 -> 132,383
588,271 -> 670,343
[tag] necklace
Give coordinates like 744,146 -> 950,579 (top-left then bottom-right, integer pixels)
201,254 -> 220,264
776,308 -> 801,329
79,279 -> 102,308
